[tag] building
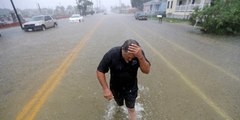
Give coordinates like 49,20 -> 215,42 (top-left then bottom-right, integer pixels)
143,0 -> 167,16
166,0 -> 212,19
0,9 -> 12,22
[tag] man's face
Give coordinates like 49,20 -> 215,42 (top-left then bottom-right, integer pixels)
122,50 -> 135,63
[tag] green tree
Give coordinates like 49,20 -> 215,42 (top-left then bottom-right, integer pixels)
76,0 -> 93,16
190,0 -> 240,34
54,6 -> 65,16
131,0 -> 151,10
66,5 -> 75,15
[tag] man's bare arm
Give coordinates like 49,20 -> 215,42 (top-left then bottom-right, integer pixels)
128,44 -> 150,74
137,55 -> 150,74
96,71 -> 113,100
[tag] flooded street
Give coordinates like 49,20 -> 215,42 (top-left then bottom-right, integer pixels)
0,14 -> 240,120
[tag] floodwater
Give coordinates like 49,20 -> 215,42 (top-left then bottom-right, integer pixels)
104,86 -> 146,120
0,14 -> 240,120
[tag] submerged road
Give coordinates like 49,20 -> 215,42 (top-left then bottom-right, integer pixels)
0,14 -> 240,120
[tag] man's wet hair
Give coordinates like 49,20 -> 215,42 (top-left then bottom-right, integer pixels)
122,39 -> 140,52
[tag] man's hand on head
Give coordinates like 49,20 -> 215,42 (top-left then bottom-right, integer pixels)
128,44 -> 143,59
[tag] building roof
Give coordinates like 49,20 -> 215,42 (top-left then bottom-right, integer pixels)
144,0 -> 167,5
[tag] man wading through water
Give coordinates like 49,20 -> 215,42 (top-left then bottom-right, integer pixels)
96,39 -> 151,120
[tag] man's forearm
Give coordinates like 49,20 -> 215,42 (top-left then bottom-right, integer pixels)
96,71 -> 109,90
138,56 -> 150,74
128,44 -> 150,74
96,70 -> 113,100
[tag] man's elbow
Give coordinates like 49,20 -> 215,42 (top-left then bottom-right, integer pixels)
145,70 -> 150,74
142,68 -> 150,74
96,70 -> 104,77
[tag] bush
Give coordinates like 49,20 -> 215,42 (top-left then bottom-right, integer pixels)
189,0 -> 240,35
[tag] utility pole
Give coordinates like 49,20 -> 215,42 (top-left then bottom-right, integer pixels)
10,0 -> 23,29
119,0 -> 122,6
99,0 -> 101,9
37,3 -> 42,14
119,0 -> 122,13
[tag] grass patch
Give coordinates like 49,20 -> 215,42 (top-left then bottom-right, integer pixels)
162,18 -> 189,23
148,16 -> 190,23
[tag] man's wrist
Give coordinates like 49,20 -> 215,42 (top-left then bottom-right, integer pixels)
137,55 -> 144,60
103,87 -> 110,91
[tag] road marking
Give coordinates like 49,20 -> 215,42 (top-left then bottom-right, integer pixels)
122,23 -> 233,120
138,24 -> 240,82
16,18 -> 104,120
167,39 -> 239,81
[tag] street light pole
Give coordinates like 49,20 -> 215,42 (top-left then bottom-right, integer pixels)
10,0 -> 23,29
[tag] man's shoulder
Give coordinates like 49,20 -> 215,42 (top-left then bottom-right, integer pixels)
107,46 -> 121,54
110,46 -> 121,52
103,46 -> 120,61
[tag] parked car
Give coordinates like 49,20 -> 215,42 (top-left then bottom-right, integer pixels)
69,14 -> 84,22
23,15 -> 57,32
0,21 -> 7,26
134,12 -> 148,20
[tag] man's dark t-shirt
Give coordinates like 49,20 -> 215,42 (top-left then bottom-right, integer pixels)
97,46 -> 148,91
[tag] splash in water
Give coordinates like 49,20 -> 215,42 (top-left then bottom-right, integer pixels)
104,85 -> 148,120
104,100 -> 144,120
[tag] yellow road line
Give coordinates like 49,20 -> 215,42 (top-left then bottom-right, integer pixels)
123,23 -> 233,120
165,39 -> 239,81
16,18 -> 104,120
141,25 -> 239,82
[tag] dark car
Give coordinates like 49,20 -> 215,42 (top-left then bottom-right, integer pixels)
134,12 -> 148,20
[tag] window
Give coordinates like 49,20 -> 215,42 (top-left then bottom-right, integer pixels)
179,1 -> 182,5
192,0 -> 195,4
171,1 -> 173,8
45,16 -> 52,21
167,1 -> 170,8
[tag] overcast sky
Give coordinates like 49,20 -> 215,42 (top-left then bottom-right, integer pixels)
0,0 -> 131,10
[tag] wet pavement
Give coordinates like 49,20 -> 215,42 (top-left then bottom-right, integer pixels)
0,14 -> 240,120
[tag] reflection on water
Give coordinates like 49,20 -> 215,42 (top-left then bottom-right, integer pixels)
104,85 -> 148,120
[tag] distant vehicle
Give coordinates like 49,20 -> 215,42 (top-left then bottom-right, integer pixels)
86,10 -> 95,15
69,14 -> 84,23
134,12 -> 148,20
23,15 -> 57,32
0,21 -> 7,26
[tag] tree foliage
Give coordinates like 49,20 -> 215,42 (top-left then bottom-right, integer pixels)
190,0 -> 240,34
54,6 -> 65,16
76,0 -> 93,16
131,0 -> 151,10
